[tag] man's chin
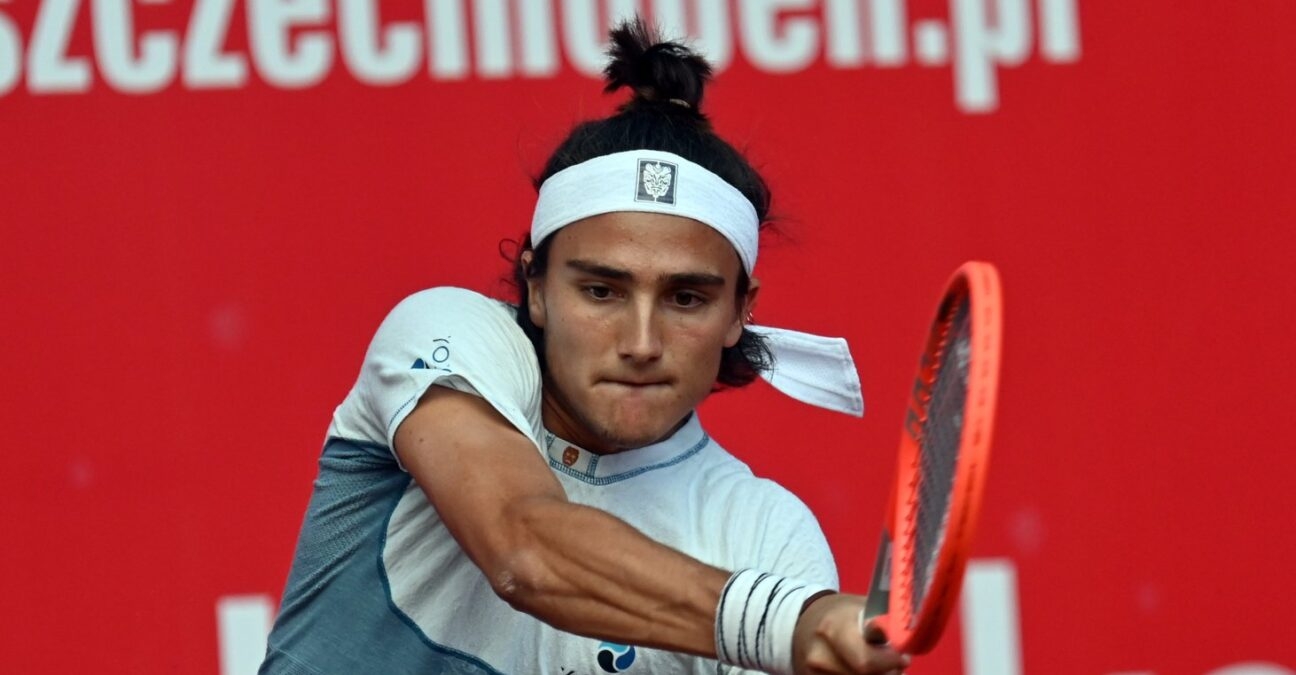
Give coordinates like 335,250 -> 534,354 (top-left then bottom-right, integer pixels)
589,415 -> 686,452
557,395 -> 696,453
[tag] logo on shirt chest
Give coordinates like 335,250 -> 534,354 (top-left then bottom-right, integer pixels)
554,642 -> 637,675
597,642 -> 636,673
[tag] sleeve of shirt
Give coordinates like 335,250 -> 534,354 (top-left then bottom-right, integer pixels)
339,287 -> 544,466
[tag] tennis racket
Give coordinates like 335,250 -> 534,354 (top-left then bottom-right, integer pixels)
862,261 -> 1003,654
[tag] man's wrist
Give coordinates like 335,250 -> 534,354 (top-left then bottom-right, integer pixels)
714,569 -> 834,675
800,589 -> 837,615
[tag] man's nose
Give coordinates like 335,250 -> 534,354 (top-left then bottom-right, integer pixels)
617,297 -> 664,362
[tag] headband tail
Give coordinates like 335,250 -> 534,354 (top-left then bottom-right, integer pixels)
750,326 -> 865,417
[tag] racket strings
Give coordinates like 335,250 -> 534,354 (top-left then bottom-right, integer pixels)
910,295 -> 972,622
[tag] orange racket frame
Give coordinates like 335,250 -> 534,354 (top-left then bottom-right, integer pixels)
865,260 -> 1002,654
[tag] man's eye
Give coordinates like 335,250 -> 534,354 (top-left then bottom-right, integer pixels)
584,285 -> 614,300
673,292 -> 705,307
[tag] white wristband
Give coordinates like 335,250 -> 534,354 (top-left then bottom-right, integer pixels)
715,569 -> 833,675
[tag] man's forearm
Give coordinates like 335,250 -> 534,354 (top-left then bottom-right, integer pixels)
489,495 -> 729,656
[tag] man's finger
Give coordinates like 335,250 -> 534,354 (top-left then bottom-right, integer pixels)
836,615 -> 909,673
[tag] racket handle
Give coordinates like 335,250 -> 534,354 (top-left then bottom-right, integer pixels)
864,529 -> 892,619
861,611 -> 892,646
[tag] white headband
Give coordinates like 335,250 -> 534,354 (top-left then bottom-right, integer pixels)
533,150 -> 761,273
530,150 -> 864,417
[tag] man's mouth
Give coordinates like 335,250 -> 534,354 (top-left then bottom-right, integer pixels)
601,379 -> 670,388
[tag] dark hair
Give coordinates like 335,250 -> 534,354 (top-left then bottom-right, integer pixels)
510,17 -> 773,389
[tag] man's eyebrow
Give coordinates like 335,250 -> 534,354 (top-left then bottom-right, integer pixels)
565,259 -> 727,288
566,259 -> 633,281
662,272 -> 726,288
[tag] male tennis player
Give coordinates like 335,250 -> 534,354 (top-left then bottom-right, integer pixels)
260,20 -> 908,675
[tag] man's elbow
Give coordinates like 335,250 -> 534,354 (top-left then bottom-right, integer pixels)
485,498 -> 563,613
488,547 -> 550,612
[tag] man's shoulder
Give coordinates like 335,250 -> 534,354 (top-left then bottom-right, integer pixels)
695,439 -> 816,516
374,286 -> 523,339
392,286 -> 516,316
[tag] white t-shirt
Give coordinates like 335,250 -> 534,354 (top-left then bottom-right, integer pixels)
262,287 -> 838,675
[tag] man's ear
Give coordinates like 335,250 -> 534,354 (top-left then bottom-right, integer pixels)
522,251 -> 547,329
726,277 -> 760,347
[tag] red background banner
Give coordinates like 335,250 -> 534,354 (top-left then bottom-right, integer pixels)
3,1 -> 1293,673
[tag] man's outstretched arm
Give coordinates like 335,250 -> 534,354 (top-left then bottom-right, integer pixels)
395,386 -> 907,674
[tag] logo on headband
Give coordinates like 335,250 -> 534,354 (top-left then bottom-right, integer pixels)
636,159 -> 677,205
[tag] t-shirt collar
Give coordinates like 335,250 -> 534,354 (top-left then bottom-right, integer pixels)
543,413 -> 709,485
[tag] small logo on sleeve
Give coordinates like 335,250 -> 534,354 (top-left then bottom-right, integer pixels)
596,643 -> 636,673
411,338 -> 452,372
636,159 -> 677,204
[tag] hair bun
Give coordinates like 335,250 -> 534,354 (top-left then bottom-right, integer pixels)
603,18 -> 712,112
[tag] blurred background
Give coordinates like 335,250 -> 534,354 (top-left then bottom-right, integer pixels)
2,1 -> 1293,673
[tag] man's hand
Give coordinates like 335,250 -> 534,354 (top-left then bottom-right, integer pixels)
793,594 -> 910,674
